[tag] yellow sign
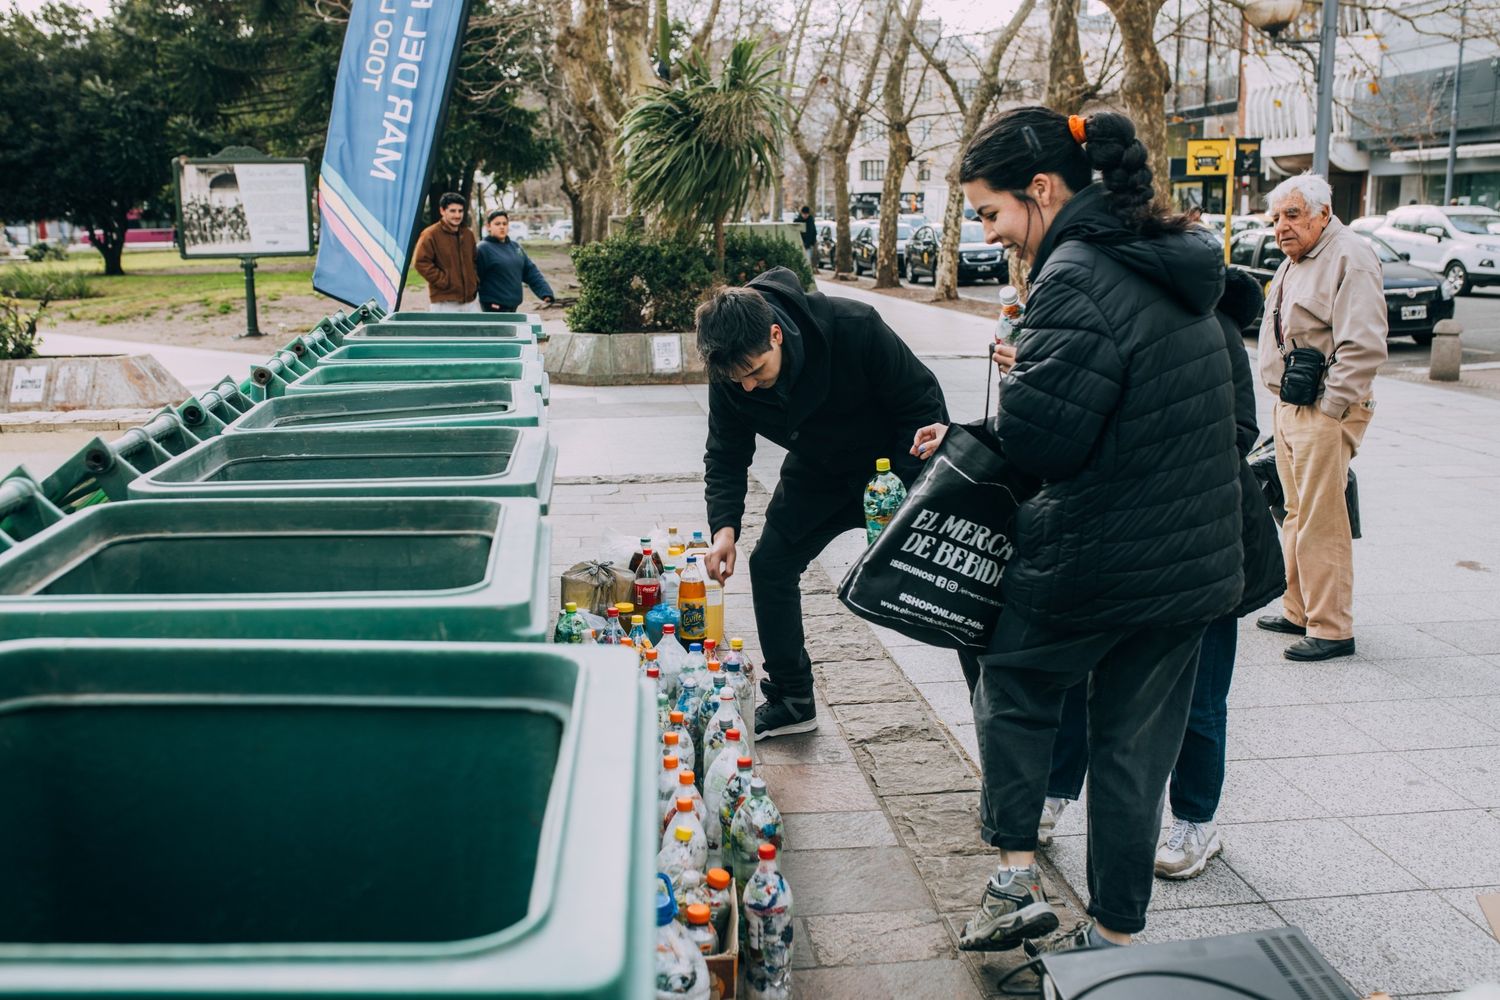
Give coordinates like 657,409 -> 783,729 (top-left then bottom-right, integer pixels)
1187,139 -> 1232,177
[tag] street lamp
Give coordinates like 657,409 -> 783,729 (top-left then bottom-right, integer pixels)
1247,0 -> 1340,178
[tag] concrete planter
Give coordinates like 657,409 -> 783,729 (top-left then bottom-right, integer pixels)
1,354 -> 188,412
543,330 -> 708,386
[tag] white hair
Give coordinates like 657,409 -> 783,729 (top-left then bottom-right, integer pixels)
1266,173 -> 1332,215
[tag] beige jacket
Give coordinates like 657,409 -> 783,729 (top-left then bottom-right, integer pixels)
1257,217 -> 1388,419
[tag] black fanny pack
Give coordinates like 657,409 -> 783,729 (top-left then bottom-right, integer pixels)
1279,343 -> 1327,407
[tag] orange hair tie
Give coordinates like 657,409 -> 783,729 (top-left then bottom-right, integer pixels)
1068,114 -> 1088,145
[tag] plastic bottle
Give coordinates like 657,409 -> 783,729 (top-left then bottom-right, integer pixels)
743,844 -> 795,1000
655,873 -> 711,1000
680,642 -> 708,691
675,676 -> 706,764
666,711 -> 696,783
675,867 -> 711,924
863,458 -> 907,545
684,903 -> 719,958
629,614 -> 654,663
552,602 -> 588,643
718,756 -> 755,883
703,728 -> 750,868
660,796 -> 709,872
723,639 -> 756,735
666,527 -> 686,558
657,819 -> 707,897
635,549 -> 662,614
705,867 -> 734,946
661,769 -> 709,836
615,602 -> 636,626
658,748 -> 684,819
704,689 -> 750,777
706,579 -> 724,646
997,285 -> 1025,344
648,663 -> 672,732
661,564 -> 681,606
686,531 -> 710,554
631,538 -> 665,574
678,556 -> 708,642
599,607 -> 626,645
694,664 -> 726,769
730,778 -> 784,887
656,624 -> 688,699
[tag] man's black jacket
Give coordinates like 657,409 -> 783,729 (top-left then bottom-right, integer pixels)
704,267 -> 947,542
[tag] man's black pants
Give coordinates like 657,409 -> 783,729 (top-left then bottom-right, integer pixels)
962,618 -> 1205,934
748,509 -> 861,703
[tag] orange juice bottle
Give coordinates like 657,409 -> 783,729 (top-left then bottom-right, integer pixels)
678,556 -> 708,642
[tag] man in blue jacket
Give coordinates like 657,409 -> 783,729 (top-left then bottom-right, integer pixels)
475,210 -> 554,312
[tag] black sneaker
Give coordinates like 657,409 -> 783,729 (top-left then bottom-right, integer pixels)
753,695 -> 817,740
1023,919 -> 1118,959
958,865 -> 1059,952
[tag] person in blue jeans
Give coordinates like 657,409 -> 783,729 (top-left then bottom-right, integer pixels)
1034,266 -> 1284,881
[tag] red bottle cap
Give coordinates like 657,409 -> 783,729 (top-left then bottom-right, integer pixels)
758,843 -> 777,861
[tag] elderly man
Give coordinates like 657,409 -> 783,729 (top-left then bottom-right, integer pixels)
1256,173 -> 1387,661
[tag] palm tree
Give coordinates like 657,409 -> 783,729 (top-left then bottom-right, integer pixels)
618,40 -> 788,276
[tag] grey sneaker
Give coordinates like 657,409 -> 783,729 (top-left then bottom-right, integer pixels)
753,695 -> 817,740
1154,819 -> 1223,880
1023,919 -> 1122,959
958,865 -> 1059,952
1038,797 -> 1070,847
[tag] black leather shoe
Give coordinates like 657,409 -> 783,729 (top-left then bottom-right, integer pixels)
1284,636 -> 1355,661
1256,615 -> 1306,635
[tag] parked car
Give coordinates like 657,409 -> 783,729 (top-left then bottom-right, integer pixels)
904,221 -> 1005,284
548,219 -> 572,241
815,223 -> 836,268
851,220 -> 914,275
1373,204 -> 1500,295
1228,227 -> 1455,345
1200,213 -> 1270,236
1348,215 -> 1385,234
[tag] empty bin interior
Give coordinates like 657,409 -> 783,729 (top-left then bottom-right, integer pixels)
235,384 -> 519,431
0,698 -> 561,944
298,362 -> 525,385
329,343 -> 528,361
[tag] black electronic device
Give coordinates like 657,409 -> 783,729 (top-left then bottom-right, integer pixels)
1037,927 -> 1358,1000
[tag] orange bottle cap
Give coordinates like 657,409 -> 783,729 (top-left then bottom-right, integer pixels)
706,660 -> 721,672
670,711 -> 684,723
686,903 -> 711,924
737,756 -> 752,768
646,649 -> 658,660
706,868 -> 732,890
679,770 -> 696,785
663,755 -> 679,769
664,732 -> 679,746
676,796 -> 694,812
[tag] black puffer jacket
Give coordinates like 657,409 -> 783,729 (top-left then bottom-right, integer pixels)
996,184 -> 1243,630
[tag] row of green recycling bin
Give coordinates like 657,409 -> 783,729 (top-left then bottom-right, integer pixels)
0,304 -> 656,998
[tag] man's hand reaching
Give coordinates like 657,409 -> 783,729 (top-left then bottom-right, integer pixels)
705,526 -> 738,584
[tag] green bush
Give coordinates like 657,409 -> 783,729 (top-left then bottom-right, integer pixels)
0,296 -> 47,359
23,241 -> 70,263
567,228 -> 809,334
0,267 -> 97,300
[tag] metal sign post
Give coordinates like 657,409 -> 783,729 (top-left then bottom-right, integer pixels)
240,257 -> 262,338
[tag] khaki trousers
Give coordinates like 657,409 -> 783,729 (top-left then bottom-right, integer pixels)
1274,399 -> 1375,640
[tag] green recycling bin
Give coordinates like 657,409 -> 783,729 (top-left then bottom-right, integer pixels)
376,310 -> 544,336
0,637 -> 655,998
353,320 -> 538,340
271,359 -> 550,405
196,381 -> 546,434
124,426 -> 556,510
317,341 -> 539,364
0,497 -> 549,641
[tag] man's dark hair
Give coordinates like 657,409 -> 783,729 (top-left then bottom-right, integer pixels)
799,205 -> 811,215
439,192 -> 465,210
487,209 -> 509,223
695,287 -> 774,381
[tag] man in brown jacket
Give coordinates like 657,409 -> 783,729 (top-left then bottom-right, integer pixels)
1255,173 -> 1388,661
413,193 -> 479,311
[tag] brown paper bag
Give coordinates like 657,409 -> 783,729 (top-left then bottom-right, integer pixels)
560,560 -> 634,617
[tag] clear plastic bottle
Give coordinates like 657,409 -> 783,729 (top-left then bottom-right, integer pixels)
631,538 -> 665,574
702,727 -> 750,869
665,710 -> 696,783
863,458 -> 907,545
730,778 -> 785,887
675,867 -> 711,924
997,285 -> 1025,344
743,844 -> 795,1000
718,756 -> 755,884
599,607 -> 626,645
661,564 -> 681,606
705,867 -> 734,946
722,639 -> 756,736
629,614 -> 654,663
661,769 -> 709,836
656,624 -> 688,700
634,549 -> 662,614
659,797 -> 708,874
686,530 -> 710,554
655,873 -> 711,1000
679,642 -> 708,692
675,676 -> 706,766
648,663 -> 672,731
666,527 -> 686,559
703,689 -> 750,777
678,557 -> 708,642
615,602 -> 635,626
658,748 -> 684,820
694,664 -> 725,770
552,601 -> 588,643
683,903 -> 719,958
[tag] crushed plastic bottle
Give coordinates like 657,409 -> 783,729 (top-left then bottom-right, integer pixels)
675,867 -> 711,924
661,769 -> 708,837
665,710 -> 697,783
702,727 -> 750,868
705,867 -> 734,946
743,844 -> 795,1000
718,756 -> 755,883
703,689 -> 750,777
658,748 -> 685,820
659,797 -> 708,874
730,778 -> 785,887
655,873 -> 711,1000
552,602 -> 589,643
863,458 -> 907,545
656,624 -> 688,700
598,607 -> 626,645
684,903 -> 719,958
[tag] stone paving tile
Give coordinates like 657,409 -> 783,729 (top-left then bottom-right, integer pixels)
1407,745 -> 1500,807
939,912 -> 1066,999
1047,834 -> 1261,912
1226,705 -> 1386,760
802,909 -> 956,966
916,680 -> 974,725
804,620 -> 888,662
778,846 -> 935,916
871,623 -> 928,648
914,854 -> 1011,914
751,730 -> 858,766
756,762 -> 880,814
1222,819 -> 1423,900
793,957 -> 983,999
1272,891 -> 1500,996
887,642 -> 968,684
1353,591 -> 1500,625
1449,694 -> 1500,729
1351,623 -> 1472,659
832,700 -> 941,744
1233,658 -> 1431,707
1348,810 -> 1500,890
1437,884 -> 1500,935
781,810 -> 899,851
1207,759 -> 1328,824
883,791 -> 990,857
854,739 -> 980,796
1326,697 -> 1500,751
811,658 -> 916,705
1131,902 -> 1287,945
1265,751 -> 1475,816
1418,621 -> 1500,656
1373,656 -> 1500,698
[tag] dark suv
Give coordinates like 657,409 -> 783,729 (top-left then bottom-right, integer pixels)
905,221 -> 1005,284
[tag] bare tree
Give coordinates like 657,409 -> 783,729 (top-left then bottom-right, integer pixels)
1102,0 -> 1172,199
872,0 -> 926,288
1047,0 -> 1091,110
822,0 -> 897,276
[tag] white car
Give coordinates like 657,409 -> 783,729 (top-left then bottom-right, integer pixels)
1373,204 -> 1500,295
1200,213 -> 1270,236
548,220 -> 573,241
507,221 -> 530,241
1348,215 -> 1385,234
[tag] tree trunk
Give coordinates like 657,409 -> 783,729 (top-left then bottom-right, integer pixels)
92,218 -> 127,276
832,156 -> 855,276
1047,0 -> 1090,112
799,148 -> 820,216
1103,0 -> 1171,204
932,168 -> 966,300
875,0 -> 922,288
1007,250 -> 1030,303
714,218 -> 726,278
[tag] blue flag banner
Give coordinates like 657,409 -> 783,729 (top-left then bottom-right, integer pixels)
313,0 -> 469,310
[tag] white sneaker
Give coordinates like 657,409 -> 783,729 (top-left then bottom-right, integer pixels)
1154,818 -> 1223,879
1037,797 -> 1070,847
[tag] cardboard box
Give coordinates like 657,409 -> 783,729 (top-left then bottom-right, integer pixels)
1480,891 -> 1500,943
704,890 -> 739,1000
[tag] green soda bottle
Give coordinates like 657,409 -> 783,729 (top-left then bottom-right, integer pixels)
552,602 -> 587,643
863,458 -> 907,545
